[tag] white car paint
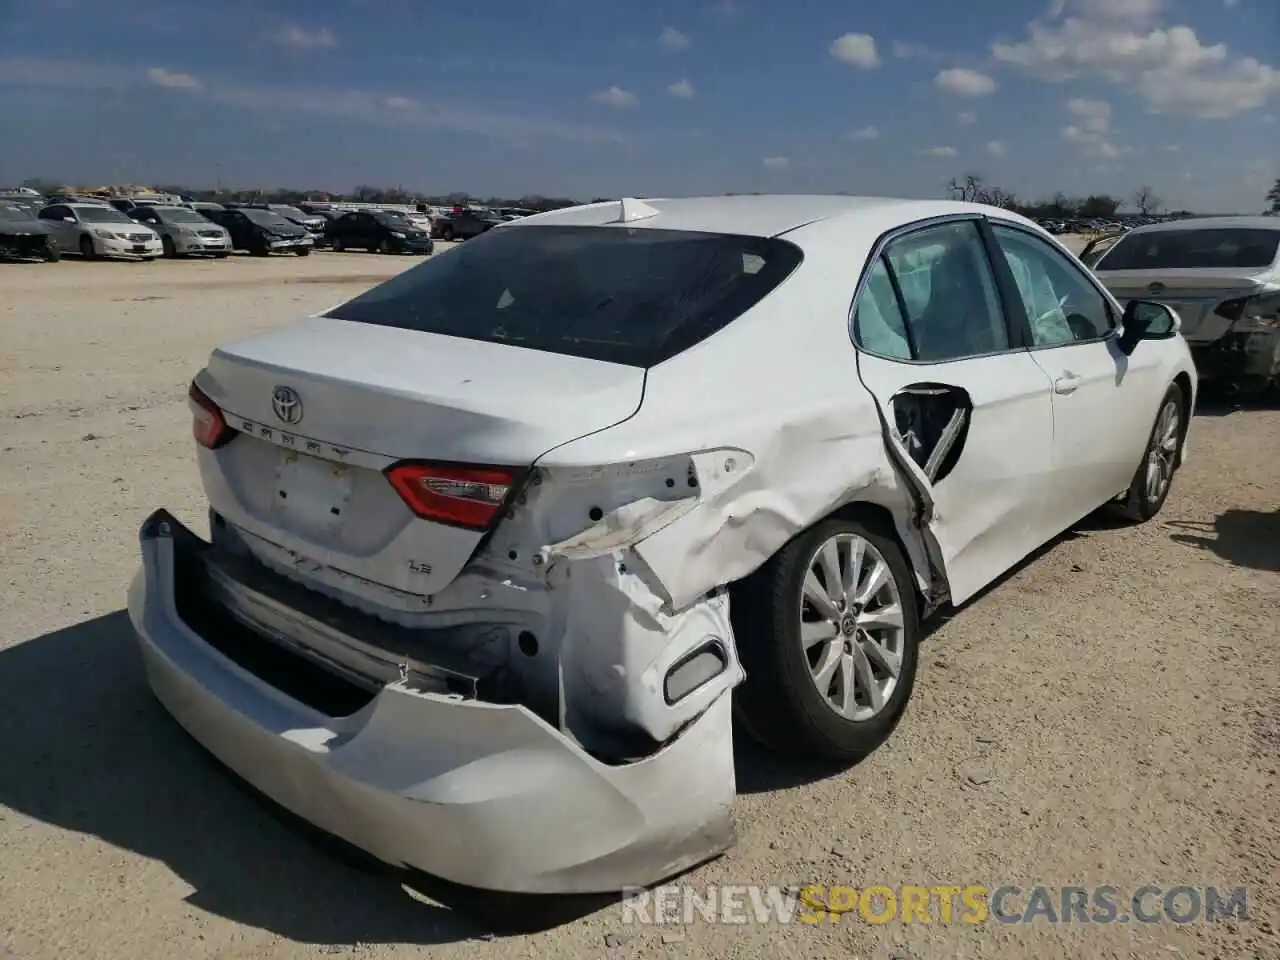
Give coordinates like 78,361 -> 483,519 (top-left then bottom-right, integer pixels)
128,194 -> 1197,895
38,202 -> 163,259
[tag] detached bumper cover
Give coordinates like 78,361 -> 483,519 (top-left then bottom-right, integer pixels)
126,509 -> 736,894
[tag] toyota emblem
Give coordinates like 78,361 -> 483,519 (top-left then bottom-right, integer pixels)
1148,282 -> 1166,295
271,386 -> 303,425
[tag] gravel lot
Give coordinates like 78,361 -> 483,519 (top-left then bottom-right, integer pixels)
2,244 -> 1277,960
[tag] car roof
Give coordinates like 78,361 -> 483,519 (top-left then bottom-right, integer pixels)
1124,215 -> 1280,236
513,194 -> 1036,238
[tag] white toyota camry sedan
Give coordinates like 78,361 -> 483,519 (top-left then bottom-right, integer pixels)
128,194 -> 1197,896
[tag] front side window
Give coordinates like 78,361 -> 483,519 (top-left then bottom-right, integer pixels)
861,220 -> 1007,362
990,223 -> 1115,346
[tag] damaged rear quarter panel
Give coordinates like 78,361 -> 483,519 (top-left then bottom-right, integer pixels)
534,222 -> 938,614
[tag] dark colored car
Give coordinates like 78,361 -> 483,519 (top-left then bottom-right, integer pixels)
202,207 -> 313,256
248,203 -> 329,246
327,210 -> 434,254
435,208 -> 503,241
0,203 -> 59,261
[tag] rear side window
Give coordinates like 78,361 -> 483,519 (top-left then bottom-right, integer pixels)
1097,228 -> 1280,271
323,224 -> 803,366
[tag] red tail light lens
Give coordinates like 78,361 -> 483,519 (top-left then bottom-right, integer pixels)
188,381 -> 235,449
385,462 -> 521,530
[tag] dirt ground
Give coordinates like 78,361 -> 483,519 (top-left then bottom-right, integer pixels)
1,245 -> 1277,960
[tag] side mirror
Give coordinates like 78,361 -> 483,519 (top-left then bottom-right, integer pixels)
1117,299 -> 1177,355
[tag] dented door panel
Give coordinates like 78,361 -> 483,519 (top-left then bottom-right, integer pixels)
855,352 -> 1057,605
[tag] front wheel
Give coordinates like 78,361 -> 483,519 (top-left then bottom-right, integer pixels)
43,239 -> 61,262
332,236 -> 345,252
79,234 -> 96,260
162,235 -> 178,258
1115,384 -> 1186,522
295,246 -> 310,257
731,515 -> 921,763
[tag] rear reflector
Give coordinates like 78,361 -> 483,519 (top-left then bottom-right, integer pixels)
189,381 -> 235,449
385,462 -> 521,530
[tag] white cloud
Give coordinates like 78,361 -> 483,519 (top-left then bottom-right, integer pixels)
659,27 -> 691,52
590,85 -> 638,108
920,145 -> 957,157
0,56 -> 629,146
847,125 -> 881,141
667,78 -> 695,98
986,140 -> 1007,156
830,33 -> 880,69
892,41 -> 943,60
1066,96 -> 1111,131
145,67 -> 202,91
991,5 -> 1280,118
957,111 -> 977,124
935,67 -> 996,96
763,156 -> 790,169
272,24 -> 336,51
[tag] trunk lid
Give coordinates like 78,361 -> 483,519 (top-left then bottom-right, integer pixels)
198,316 -> 646,597
1095,268 -> 1275,343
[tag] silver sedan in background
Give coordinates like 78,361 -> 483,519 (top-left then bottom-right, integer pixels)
128,205 -> 232,258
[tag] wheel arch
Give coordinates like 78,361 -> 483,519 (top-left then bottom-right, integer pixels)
1171,371 -> 1193,468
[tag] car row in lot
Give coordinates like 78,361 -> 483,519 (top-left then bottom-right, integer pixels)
0,195 -> 448,261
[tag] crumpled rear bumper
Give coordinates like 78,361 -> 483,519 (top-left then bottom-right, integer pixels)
1191,330 -> 1280,384
127,509 -> 736,894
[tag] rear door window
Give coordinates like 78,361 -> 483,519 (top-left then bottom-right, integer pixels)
323,225 -> 803,367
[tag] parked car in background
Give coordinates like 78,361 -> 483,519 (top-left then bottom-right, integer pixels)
0,203 -> 60,261
249,204 -> 328,246
190,201 -> 225,215
38,202 -> 162,259
1092,216 -> 1280,394
327,210 -> 434,254
129,195 -> 1195,897
435,207 -> 503,241
201,207 -> 313,256
129,205 -> 232,258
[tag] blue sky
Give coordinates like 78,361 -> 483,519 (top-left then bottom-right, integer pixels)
0,0 -> 1275,211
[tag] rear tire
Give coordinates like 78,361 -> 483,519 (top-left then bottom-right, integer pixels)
1115,384 -> 1186,522
332,236 -> 345,252
296,246 -> 310,257
79,234 -> 96,260
441,225 -> 454,242
731,515 -> 921,763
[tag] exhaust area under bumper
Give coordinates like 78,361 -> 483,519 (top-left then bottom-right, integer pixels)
127,509 -> 736,895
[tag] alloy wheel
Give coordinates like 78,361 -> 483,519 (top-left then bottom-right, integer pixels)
799,532 -> 905,722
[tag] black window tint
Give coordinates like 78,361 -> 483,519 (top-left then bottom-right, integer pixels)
990,223 -> 1114,346
324,225 -> 803,366
881,221 -> 1007,362
1097,228 -> 1280,271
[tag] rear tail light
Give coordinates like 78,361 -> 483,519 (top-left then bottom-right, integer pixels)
385,462 -> 522,530
1214,297 -> 1248,322
188,381 -> 235,449
1216,293 -> 1280,329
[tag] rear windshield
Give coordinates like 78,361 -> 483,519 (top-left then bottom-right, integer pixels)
323,224 -> 803,366
1097,228 -> 1280,271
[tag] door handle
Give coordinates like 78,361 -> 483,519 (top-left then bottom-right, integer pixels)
1053,372 -> 1082,395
